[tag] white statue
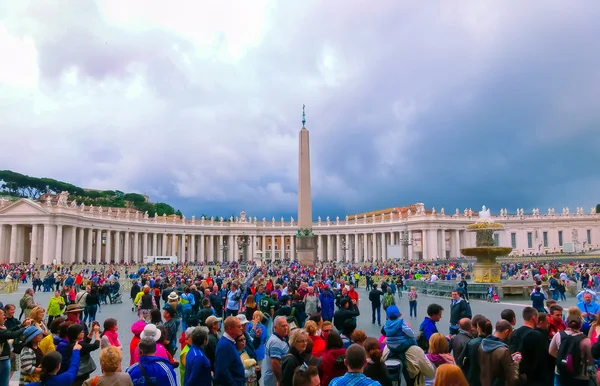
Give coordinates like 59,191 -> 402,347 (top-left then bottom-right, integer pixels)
191,215 -> 195,224
116,208 -> 121,218
70,200 -> 77,208
345,215 -> 349,222
336,216 -> 339,223
281,217 -> 284,223
363,215 -> 367,224
144,211 -> 149,219
210,216 -> 214,222
318,216 -> 321,223
154,212 -> 158,220
163,213 -> 167,222
290,216 -> 294,223
253,216 -> 257,223
230,216 -> 234,222
57,191 -> 69,207
220,216 -> 224,222
262,217 -> 266,224
464,208 -> 468,216
407,209 -> 412,216
565,207 -> 570,215
479,205 -> 491,219
80,203 -> 85,211
468,208 -> 473,217
440,208 -> 444,215
135,211 -> 140,220
455,208 -> 459,216
326,216 -> 330,222
200,216 -> 204,225
125,209 -> 130,218
593,207 -> 597,214
45,195 -> 52,206
235,216 -> 239,222
182,214 -> 186,222
431,207 -> 436,215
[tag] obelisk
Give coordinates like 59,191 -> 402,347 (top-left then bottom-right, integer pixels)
296,105 -> 317,265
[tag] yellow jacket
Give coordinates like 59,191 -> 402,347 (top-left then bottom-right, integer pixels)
39,334 -> 56,355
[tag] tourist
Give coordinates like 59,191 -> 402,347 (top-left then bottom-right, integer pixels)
577,290 -> 600,325
204,315 -> 222,365
183,326 -> 211,386
432,364 -> 468,386
263,316 -> 290,386
318,286 -> 335,322
549,315 -> 593,385
27,342 -> 81,386
131,324 -> 169,363
281,328 -> 309,386
531,286 -> 547,312
319,331 -> 347,386
451,318 -> 473,363
214,316 -> 245,386
457,317 -> 492,386
57,323 -> 100,386
247,311 -> 267,367
82,346 -> 132,386
304,287 -> 320,316
180,287 -> 195,329
19,326 -> 44,385
99,318 -> 121,350
329,344 -> 381,386
424,333 -> 455,386
126,338 -> 177,386
128,319 -> 146,365
368,284 -> 383,326
291,365 -> 320,386
244,295 -> 258,321
84,287 -> 101,325
548,305 -> 566,338
382,305 -> 415,358
478,320 -> 521,386
47,291 -> 65,326
508,307 -> 550,385
19,289 -> 36,319
363,337 -> 391,386
408,286 -> 418,318
161,307 -> 179,356
179,327 -> 194,380
449,291 -> 471,335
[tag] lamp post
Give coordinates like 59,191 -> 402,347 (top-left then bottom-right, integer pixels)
340,236 -> 354,264
399,229 -> 414,263
219,240 -> 229,262
238,236 -> 251,262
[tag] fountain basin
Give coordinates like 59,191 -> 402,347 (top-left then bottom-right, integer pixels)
461,247 -> 513,258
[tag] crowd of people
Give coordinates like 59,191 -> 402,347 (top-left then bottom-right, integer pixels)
1,259 -> 600,386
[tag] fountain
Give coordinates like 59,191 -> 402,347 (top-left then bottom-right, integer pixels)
461,206 -> 512,283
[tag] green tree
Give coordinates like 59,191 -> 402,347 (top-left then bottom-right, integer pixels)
134,201 -> 156,216
596,204 -> 600,214
124,193 -> 146,203
154,202 -> 175,216
175,209 -> 183,217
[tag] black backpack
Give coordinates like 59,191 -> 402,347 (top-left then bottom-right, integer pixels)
556,331 -> 586,379
416,322 -> 430,353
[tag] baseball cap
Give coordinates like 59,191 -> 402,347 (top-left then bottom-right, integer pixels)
205,315 -> 222,326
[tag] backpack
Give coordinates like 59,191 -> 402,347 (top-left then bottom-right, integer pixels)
20,296 -> 27,310
416,322 -> 430,353
556,331 -> 586,378
334,355 -> 346,370
383,295 -> 395,309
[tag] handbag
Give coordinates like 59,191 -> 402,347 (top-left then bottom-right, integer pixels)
77,354 -> 97,377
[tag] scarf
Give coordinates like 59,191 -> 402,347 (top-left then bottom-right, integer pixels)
103,329 -> 121,347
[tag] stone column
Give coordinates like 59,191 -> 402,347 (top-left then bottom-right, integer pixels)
114,231 -> 121,263
440,229 -> 446,258
271,235 -> 275,260
0,225 -> 4,263
124,232 -> 130,263
150,233 -> 156,256
86,229 -> 93,263
230,235 -> 236,262
382,232 -> 388,261
326,235 -> 332,262
208,234 -> 214,263
30,225 -> 39,263
76,227 -> 84,263
104,230 -> 111,263
189,235 -> 195,262
353,234 -> 359,263
199,235 -> 205,262
336,234 -> 341,263
143,233 -> 148,260
41,225 -> 51,265
161,234 -> 167,255
453,230 -> 461,257
8,225 -> 18,264
290,235 -> 295,261
94,229 -> 101,264
69,227 -> 77,264
52,225 -> 63,264
132,232 -> 139,264
170,234 -> 176,257
421,230 -> 428,260
362,233 -> 368,262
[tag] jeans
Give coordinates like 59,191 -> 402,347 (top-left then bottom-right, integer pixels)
409,301 -> 417,318
371,304 -> 381,324
559,292 -> 566,301
84,305 -> 98,323
552,290 -> 559,301
225,309 -> 238,318
0,359 -> 10,386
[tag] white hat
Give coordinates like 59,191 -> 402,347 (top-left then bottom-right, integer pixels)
236,314 -> 250,325
185,327 -> 195,338
168,292 -> 179,300
140,324 -> 161,341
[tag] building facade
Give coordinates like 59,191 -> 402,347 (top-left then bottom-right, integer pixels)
0,198 -> 598,265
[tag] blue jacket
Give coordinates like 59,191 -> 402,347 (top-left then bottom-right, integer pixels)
126,355 -> 177,386
578,300 -> 600,323
419,317 -> 439,341
28,350 -> 80,386
183,345 -> 212,386
383,318 -> 415,350
319,291 -> 335,317
214,336 -> 245,386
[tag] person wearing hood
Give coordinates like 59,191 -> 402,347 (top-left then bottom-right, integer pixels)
381,305 -> 416,354
129,320 -> 147,365
126,338 -> 177,386
477,320 -> 521,386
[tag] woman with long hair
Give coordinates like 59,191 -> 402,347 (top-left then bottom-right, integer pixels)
363,337 -> 391,386
244,295 -> 258,321
424,333 -> 455,386
100,318 -> 122,350
304,320 -> 325,357
84,287 -> 101,324
29,307 -> 48,335
27,343 -> 82,386
319,331 -> 347,386
281,329 -> 309,386
433,364 -> 468,386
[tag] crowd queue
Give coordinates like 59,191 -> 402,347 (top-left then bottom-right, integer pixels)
2,260 -> 600,386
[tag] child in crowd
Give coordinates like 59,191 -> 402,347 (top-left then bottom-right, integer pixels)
408,287 -> 418,318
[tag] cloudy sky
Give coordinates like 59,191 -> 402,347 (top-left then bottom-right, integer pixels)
1,1 -> 599,220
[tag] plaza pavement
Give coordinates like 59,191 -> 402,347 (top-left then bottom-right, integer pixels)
1,282 -> 581,384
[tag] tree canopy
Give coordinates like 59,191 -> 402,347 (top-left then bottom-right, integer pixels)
0,170 -> 181,217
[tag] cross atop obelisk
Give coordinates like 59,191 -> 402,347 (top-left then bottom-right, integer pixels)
296,104 -> 316,264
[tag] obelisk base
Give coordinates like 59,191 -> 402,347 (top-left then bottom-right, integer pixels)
296,235 -> 317,265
